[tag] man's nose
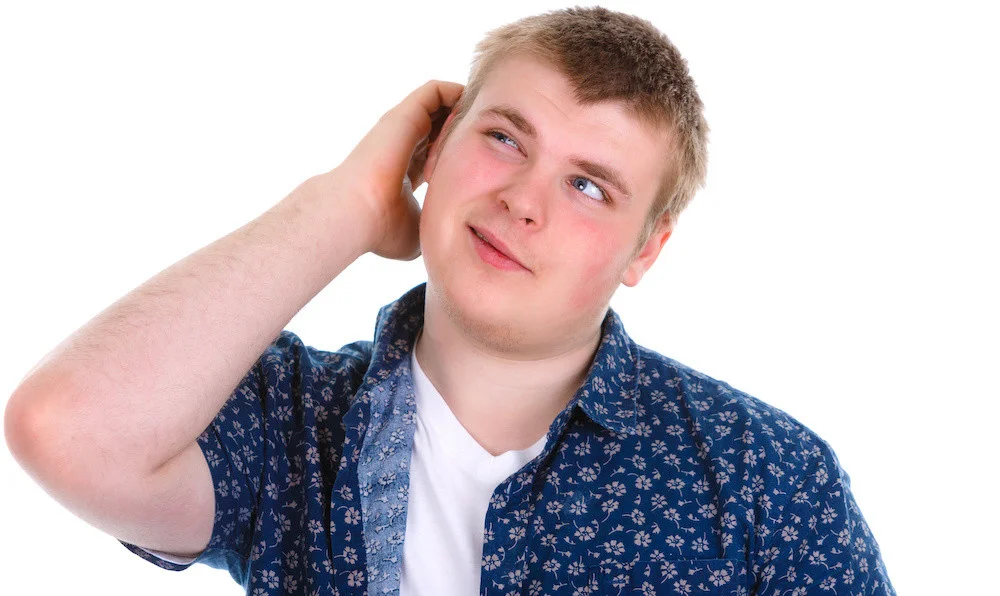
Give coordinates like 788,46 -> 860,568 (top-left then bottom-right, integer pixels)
497,166 -> 551,227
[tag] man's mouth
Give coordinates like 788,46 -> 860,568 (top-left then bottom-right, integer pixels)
469,226 -> 530,272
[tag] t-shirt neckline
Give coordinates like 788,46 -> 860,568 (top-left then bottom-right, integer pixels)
410,349 -> 546,478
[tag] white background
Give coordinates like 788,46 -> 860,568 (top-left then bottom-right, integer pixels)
1,1 -> 997,594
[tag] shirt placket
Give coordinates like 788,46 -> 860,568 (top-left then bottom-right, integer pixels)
480,408 -> 577,595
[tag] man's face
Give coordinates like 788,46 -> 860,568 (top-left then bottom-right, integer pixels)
420,54 -> 674,355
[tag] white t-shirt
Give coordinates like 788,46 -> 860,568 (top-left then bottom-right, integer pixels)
399,351 -> 546,596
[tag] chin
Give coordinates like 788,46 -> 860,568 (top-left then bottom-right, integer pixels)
425,274 -> 538,354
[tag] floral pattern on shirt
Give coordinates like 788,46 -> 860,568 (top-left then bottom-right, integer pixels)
120,284 -> 894,595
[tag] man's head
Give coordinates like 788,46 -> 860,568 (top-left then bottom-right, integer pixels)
418,7 -> 708,356
441,6 -> 708,232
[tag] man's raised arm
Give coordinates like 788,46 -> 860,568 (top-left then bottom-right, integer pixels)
3,80 -> 463,558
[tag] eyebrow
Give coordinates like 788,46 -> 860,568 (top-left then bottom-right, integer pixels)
479,104 -> 633,200
482,105 -> 537,138
569,158 -> 632,201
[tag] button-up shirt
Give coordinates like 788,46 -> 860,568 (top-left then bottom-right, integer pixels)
122,284 -> 894,595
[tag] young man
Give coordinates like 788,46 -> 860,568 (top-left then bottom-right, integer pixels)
5,7 -> 893,595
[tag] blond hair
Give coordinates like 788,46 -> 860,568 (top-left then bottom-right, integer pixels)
448,7 -> 708,227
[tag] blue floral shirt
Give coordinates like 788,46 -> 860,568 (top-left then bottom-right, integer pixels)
121,284 -> 894,595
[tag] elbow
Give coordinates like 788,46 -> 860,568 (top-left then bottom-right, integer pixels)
6,374 -> 149,495
5,383 -> 71,484
4,365 -> 106,494
5,382 -> 122,511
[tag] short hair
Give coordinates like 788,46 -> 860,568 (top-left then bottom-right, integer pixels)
447,6 -> 708,229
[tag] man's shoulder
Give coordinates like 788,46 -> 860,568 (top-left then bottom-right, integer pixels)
250,330 -> 374,395
266,330 -> 373,365
633,344 -> 836,474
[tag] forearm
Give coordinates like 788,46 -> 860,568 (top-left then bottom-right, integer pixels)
6,172 -> 369,478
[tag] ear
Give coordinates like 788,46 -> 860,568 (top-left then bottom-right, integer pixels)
622,215 -> 673,287
423,111 -> 460,183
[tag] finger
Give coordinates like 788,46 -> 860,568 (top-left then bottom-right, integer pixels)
426,106 -> 450,145
390,80 -> 464,144
407,138 -> 429,187
409,80 -> 464,120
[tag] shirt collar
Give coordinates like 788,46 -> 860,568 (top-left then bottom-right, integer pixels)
368,284 -> 640,436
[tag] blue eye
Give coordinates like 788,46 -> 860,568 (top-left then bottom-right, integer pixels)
571,176 -> 606,202
488,131 -> 519,149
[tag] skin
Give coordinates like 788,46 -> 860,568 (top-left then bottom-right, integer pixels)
3,54 -> 675,562
415,55 -> 675,453
4,81 -> 464,558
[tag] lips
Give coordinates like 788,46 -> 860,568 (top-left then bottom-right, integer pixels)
469,226 -> 530,272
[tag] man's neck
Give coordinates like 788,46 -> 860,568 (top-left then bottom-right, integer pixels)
414,303 -> 602,457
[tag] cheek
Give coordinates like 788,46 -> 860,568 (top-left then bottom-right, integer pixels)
421,142 -> 509,259
559,219 -> 631,311
422,151 -> 482,230
436,138 -> 509,194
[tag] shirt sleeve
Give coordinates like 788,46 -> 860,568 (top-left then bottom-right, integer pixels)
117,330 -> 367,582
753,441 -> 895,595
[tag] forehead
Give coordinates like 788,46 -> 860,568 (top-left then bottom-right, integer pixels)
466,54 -> 673,204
